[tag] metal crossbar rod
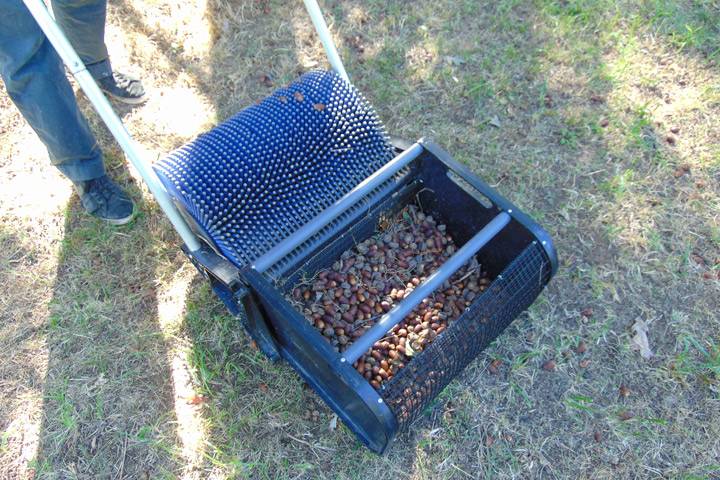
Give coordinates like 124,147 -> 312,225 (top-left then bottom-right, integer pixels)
340,211 -> 512,364
251,143 -> 424,273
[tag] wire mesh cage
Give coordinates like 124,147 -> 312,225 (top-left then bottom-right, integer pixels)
238,143 -> 556,452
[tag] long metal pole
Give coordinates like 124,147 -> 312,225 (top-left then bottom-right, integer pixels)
341,211 -> 512,364
302,0 -> 350,84
252,143 -> 424,273
23,0 -> 202,252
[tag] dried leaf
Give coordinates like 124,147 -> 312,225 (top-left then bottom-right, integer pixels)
92,373 -> 108,389
489,115 -> 502,128
444,55 -> 466,66
631,318 -> 654,359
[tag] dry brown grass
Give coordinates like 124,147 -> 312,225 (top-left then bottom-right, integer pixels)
2,0 -> 719,478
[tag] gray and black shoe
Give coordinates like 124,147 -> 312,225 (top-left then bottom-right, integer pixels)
74,175 -> 135,225
96,71 -> 147,104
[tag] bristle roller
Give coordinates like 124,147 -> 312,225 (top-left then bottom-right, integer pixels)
153,70 -> 395,268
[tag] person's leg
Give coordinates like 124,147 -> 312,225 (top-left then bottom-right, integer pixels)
50,0 -> 109,71
0,0 -> 134,223
0,0 -> 105,182
52,0 -> 146,104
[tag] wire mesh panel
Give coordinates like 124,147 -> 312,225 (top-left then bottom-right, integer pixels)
378,241 -> 550,427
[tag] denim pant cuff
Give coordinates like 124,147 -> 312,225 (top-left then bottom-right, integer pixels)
53,156 -> 107,183
86,57 -> 112,80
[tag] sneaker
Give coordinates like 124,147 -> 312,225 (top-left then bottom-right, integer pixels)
74,175 -> 135,225
96,71 -> 148,104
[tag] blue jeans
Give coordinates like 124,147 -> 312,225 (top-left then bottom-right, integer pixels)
0,0 -> 114,181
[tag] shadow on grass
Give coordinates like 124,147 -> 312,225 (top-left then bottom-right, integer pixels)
30,158 -> 184,477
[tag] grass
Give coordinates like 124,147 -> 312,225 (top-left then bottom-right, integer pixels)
2,0 -> 720,478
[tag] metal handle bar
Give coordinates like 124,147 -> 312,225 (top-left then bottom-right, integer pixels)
303,0 -> 350,83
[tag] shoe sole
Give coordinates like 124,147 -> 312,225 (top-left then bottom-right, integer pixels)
103,212 -> 135,225
101,89 -> 148,105
88,207 -> 134,225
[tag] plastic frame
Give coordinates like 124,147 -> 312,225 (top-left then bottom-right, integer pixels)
186,138 -> 557,454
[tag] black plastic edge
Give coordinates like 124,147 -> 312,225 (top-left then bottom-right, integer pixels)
417,137 -> 559,278
181,243 -> 281,361
241,292 -> 282,362
240,266 -> 399,455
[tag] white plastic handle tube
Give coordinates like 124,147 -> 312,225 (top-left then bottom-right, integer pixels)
303,0 -> 350,84
23,0 -> 202,252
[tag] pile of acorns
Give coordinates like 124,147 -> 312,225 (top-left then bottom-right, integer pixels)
288,205 -> 492,389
